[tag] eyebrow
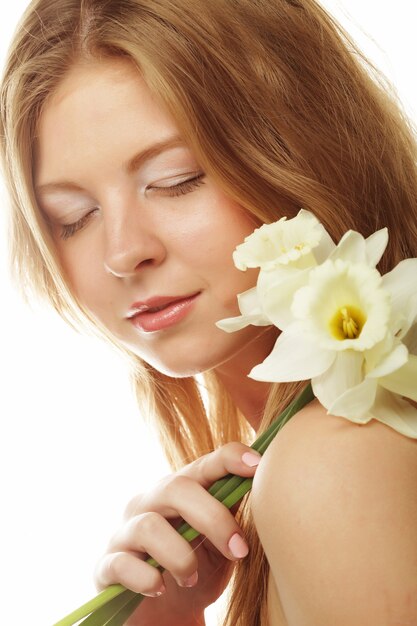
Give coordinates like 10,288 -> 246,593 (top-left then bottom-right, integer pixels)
35,134 -> 185,194
125,135 -> 184,174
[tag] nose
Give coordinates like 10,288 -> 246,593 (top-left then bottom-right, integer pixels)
103,200 -> 166,278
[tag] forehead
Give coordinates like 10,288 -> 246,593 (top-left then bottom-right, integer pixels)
34,58 -> 180,185
38,57 -> 160,140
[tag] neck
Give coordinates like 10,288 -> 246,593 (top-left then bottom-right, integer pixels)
214,326 -> 279,431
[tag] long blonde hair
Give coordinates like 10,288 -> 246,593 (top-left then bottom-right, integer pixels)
1,1 -> 416,623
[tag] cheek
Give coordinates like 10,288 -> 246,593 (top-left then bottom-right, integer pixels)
58,241 -> 109,314
177,196 -> 256,268
189,202 -> 257,285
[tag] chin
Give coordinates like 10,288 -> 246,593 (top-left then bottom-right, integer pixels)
116,342 -> 209,377
143,358 -> 212,379
118,329 -> 257,378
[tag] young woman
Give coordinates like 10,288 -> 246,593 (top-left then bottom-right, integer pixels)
1,1 -> 416,624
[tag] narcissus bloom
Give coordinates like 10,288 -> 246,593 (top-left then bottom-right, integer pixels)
217,212 -> 417,438
217,209 -> 335,332
232,208 -> 334,271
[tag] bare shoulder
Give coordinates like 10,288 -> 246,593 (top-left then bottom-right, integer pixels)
251,399 -> 417,625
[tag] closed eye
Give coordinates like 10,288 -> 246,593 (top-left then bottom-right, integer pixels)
60,208 -> 99,240
58,174 -> 205,240
148,173 -> 206,197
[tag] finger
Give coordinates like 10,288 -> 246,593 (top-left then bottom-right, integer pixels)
178,442 -> 262,489
109,512 -> 199,588
124,442 -> 261,521
95,551 -> 167,596
128,476 -> 250,562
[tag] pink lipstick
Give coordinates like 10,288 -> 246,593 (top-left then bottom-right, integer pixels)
128,292 -> 200,332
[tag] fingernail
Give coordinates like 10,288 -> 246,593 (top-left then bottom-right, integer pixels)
242,451 -> 262,467
148,584 -> 166,597
183,571 -> 198,587
228,533 -> 249,559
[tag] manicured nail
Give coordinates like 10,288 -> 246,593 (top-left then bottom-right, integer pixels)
183,571 -> 198,587
148,584 -> 166,597
242,451 -> 262,467
228,533 -> 249,559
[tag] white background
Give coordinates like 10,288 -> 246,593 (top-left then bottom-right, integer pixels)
0,2 -> 415,625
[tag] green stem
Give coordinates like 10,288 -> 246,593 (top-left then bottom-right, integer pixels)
53,383 -> 313,626
78,590 -> 138,625
52,586 -> 127,626
102,595 -> 145,626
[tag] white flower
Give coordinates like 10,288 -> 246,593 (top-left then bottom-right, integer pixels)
329,260 -> 417,437
328,226 -> 388,267
216,209 -> 335,333
215,287 -> 271,332
232,209 -> 335,271
261,227 -> 388,330
217,209 -> 388,333
217,209 -> 417,437
249,255 -> 417,438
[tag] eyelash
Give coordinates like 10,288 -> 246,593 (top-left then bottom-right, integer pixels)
60,210 -> 98,240
59,173 -> 206,240
149,173 -> 206,196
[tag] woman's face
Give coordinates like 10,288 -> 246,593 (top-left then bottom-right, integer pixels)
35,59 -> 271,377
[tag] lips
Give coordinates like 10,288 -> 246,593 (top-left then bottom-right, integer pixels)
127,292 -> 201,332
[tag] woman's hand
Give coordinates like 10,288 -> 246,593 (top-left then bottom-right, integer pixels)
94,442 -> 262,626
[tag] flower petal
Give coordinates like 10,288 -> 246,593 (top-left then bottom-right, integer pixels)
216,286 -> 272,332
313,224 -> 336,263
312,351 -> 364,410
364,228 -> 388,266
329,230 -> 367,264
364,334 -> 395,373
237,288 -> 271,323
328,377 -> 378,420
379,354 -> 417,402
258,267 -> 310,329
291,259 -> 390,352
403,322 -> 417,354
369,387 -> 417,439
393,294 -> 417,342
382,259 -> 417,336
237,287 -> 262,315
216,313 -> 269,332
232,209 -> 327,271
249,325 -> 335,382
366,342 -> 409,379
328,228 -> 388,267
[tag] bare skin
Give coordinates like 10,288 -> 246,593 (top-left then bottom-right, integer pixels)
252,400 -> 417,625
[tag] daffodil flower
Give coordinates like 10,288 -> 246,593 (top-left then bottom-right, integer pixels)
218,211 -> 417,438
260,226 -> 389,329
328,260 -> 417,436
232,208 -> 334,271
217,209 -> 388,333
217,209 -> 335,332
249,256 -> 417,437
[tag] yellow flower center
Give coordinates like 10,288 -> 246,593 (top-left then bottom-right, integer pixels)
329,305 -> 366,340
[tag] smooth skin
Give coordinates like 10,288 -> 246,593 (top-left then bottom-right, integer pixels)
252,399 -> 417,625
